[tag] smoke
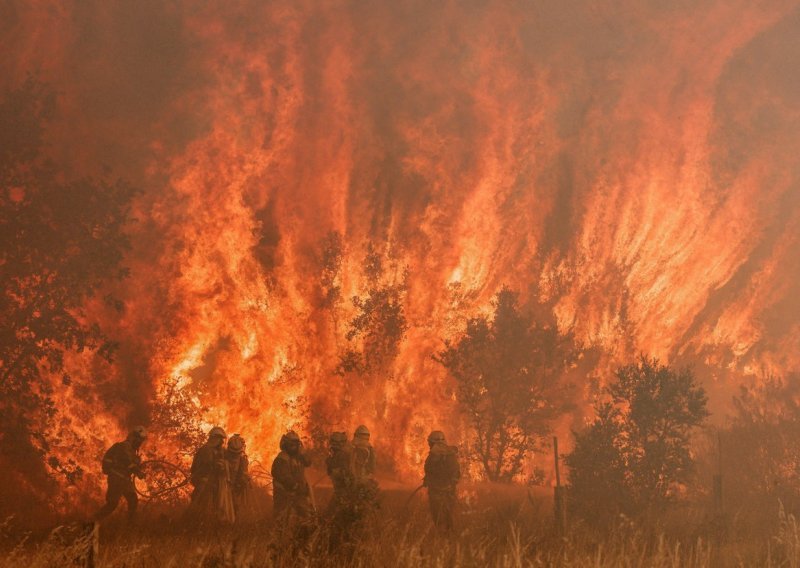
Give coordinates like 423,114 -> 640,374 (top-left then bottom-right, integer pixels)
2,0 -> 800,508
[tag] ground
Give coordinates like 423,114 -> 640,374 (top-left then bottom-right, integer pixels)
1,482 -> 798,567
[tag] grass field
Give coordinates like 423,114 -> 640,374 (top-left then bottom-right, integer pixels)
1,483 -> 798,567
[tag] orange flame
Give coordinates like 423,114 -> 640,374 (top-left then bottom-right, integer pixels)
3,0 -> 800,508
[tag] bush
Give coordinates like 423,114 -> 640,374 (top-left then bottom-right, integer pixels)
566,357 -> 708,521
436,288 -> 578,482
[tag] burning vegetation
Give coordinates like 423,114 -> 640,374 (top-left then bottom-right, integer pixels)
2,0 -> 800,565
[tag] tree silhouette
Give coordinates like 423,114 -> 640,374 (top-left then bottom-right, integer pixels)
318,230 -> 344,311
436,288 -> 576,482
0,79 -> 135,513
337,243 -> 408,376
717,375 -> 800,514
566,357 -> 708,521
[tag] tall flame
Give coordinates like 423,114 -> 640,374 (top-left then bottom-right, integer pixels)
3,0 -> 800,505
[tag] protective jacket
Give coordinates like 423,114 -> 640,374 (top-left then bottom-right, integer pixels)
226,450 -> 249,492
189,442 -> 235,523
95,439 -> 142,522
424,442 -> 460,531
191,443 -> 226,487
326,443 -> 355,497
271,450 -> 312,515
102,440 -> 142,481
351,439 -> 376,482
423,443 -> 460,490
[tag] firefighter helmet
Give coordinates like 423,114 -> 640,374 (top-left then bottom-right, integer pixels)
128,426 -> 147,441
208,426 -> 227,440
228,434 -> 245,453
280,430 -> 301,452
330,431 -> 347,448
427,430 -> 446,445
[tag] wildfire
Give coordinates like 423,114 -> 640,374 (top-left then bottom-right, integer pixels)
2,0 -> 800,511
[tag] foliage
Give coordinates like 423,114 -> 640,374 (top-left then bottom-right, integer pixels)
564,402 -> 628,518
436,288 -> 576,482
148,376 -> 206,460
719,375 -> 800,510
0,79 -> 135,507
337,243 -> 408,376
566,357 -> 708,520
318,230 -> 344,310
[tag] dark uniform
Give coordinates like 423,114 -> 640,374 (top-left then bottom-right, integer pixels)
326,432 -> 357,548
326,432 -> 355,508
423,431 -> 460,532
191,443 -> 225,496
225,434 -> 251,521
190,427 -> 235,524
95,428 -> 146,522
271,431 -> 314,522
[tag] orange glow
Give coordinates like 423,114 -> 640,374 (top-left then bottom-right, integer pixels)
3,0 -> 800,509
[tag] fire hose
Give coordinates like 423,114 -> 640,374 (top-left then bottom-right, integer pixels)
133,459 -> 192,499
133,459 -> 277,500
404,483 -> 425,509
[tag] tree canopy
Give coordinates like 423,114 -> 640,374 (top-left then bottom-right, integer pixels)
566,357 -> 708,521
0,79 -> 135,513
437,288 -> 577,482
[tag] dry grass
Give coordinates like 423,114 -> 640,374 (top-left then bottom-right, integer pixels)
1,487 -> 799,567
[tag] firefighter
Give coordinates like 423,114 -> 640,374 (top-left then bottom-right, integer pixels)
351,425 -> 376,482
423,430 -> 460,532
326,431 -> 354,509
351,424 -> 379,516
94,426 -> 147,522
270,431 -> 314,523
225,434 -> 252,521
190,426 -> 235,524
326,431 -> 357,549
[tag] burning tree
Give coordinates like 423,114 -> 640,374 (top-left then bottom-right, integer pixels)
566,357 -> 708,521
0,79 -> 135,513
436,288 -> 576,482
337,243 -> 409,376
318,230 -> 344,312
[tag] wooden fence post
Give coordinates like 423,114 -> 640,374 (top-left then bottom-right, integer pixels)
712,431 -> 724,516
553,436 -> 567,534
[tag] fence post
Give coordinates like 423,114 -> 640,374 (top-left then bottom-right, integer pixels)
712,432 -> 723,516
553,436 -> 567,534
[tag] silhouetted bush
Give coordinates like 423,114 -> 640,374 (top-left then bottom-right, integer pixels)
566,357 -> 708,522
